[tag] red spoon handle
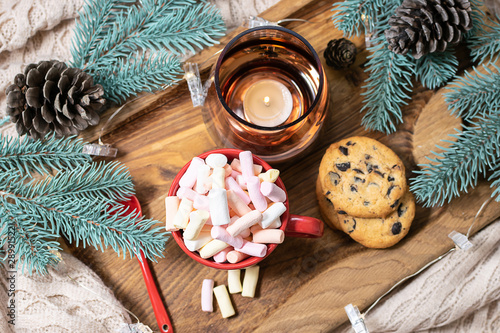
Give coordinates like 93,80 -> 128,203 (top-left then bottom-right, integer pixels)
137,250 -> 173,333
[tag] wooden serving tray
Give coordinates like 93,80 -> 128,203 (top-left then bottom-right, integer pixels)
69,0 -> 500,332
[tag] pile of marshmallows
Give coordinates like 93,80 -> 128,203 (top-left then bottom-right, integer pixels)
165,151 -> 287,264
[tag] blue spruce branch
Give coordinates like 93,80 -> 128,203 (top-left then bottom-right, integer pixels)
0,134 -> 91,176
0,135 -> 167,275
71,0 -> 225,103
96,51 -> 183,103
415,50 -> 458,89
361,36 -> 415,134
444,64 -> 500,120
468,15 -> 500,64
489,165 -> 500,201
410,114 -> 500,207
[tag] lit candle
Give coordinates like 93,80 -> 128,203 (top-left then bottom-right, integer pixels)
243,80 -> 293,127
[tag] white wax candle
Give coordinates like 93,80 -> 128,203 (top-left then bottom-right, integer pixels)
243,79 -> 293,127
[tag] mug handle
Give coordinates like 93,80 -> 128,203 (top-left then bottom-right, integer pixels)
285,215 -> 324,238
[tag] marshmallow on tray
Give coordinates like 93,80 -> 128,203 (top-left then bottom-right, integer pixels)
199,239 -> 229,259
201,279 -> 214,312
213,246 -> 232,263
226,250 -> 249,264
226,190 -> 252,216
211,226 -> 244,248
235,240 -> 267,258
211,166 -> 226,189
228,270 -> 242,294
252,228 -> 285,244
238,151 -> 255,181
195,164 -> 211,194
213,285 -> 235,318
184,231 -> 212,252
225,177 -> 250,204
242,266 -> 260,298
258,169 -> 280,183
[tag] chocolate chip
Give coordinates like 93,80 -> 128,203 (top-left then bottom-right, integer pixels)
363,201 -> 370,206
390,199 -> 400,208
346,141 -> 355,146
338,210 -> 347,214
388,176 -> 395,182
326,191 -> 331,195
336,162 -> 351,172
354,177 -> 365,183
387,185 -> 396,196
397,203 -> 405,217
326,197 -> 334,206
339,146 -> 349,156
374,170 -> 385,178
348,218 -> 357,233
365,154 -> 371,159
391,222 -> 402,235
328,172 -> 341,186
353,168 -> 364,174
392,164 -> 401,169
350,185 -> 358,192
372,145 -> 378,150
365,162 -> 373,173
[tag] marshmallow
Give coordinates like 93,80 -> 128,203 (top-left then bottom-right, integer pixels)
206,153 -> 228,168
208,188 -> 231,226
224,164 -> 232,177
213,285 -> 235,318
235,174 -> 248,190
165,196 -> 180,232
239,151 -> 255,181
226,190 -> 252,216
177,186 -> 198,201
195,164 -> 211,194
225,176 -> 251,204
213,246 -> 232,263
193,195 -> 210,210
228,270 -> 242,294
239,228 -> 251,238
258,169 -> 280,183
201,279 -> 214,312
252,228 -> 285,244
184,231 -> 212,252
247,176 -> 268,212
211,166 -> 226,189
173,197 -> 193,229
242,265 -> 259,298
179,157 -> 205,188
226,210 -> 263,237
211,226 -> 244,248
199,239 -> 229,259
184,210 -> 210,240
226,250 -> 249,264
235,240 -> 267,257
261,202 -> 286,228
266,218 -> 282,229
260,181 -> 286,203
230,170 -> 241,179
231,158 -> 263,176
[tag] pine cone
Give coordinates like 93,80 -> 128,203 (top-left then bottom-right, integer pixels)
5,60 -> 105,139
324,38 -> 358,69
385,0 -> 473,59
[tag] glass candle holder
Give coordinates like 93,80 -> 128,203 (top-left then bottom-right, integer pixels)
202,26 -> 329,163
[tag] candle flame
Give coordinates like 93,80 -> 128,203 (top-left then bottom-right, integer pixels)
264,96 -> 270,107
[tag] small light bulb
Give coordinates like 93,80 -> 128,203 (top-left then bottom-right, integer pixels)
264,96 -> 270,107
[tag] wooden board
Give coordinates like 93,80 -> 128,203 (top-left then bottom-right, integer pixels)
67,0 -> 500,332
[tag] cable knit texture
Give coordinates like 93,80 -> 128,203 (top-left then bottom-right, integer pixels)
0,0 -> 499,332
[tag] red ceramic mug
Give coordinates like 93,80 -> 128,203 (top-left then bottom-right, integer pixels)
170,148 -> 324,269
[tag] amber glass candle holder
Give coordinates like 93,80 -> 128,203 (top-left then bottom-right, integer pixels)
202,26 -> 329,163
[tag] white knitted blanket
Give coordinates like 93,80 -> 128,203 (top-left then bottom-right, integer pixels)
0,1 -> 498,332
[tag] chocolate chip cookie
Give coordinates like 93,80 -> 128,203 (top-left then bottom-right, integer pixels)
318,136 -> 407,218
338,190 -> 415,248
316,177 -> 341,230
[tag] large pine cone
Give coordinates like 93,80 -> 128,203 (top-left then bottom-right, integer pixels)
6,60 -> 105,139
385,0 -> 473,59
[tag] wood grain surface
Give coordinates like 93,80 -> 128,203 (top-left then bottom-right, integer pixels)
67,0 -> 500,332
